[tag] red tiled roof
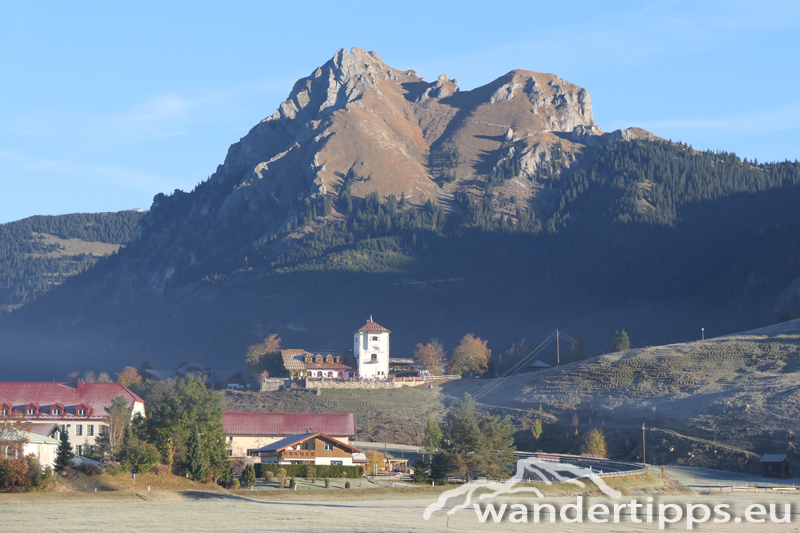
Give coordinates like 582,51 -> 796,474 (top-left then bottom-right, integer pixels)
0,382 -> 145,420
222,412 -> 356,437
354,320 -> 391,334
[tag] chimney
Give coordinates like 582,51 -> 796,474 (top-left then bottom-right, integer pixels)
76,381 -> 85,393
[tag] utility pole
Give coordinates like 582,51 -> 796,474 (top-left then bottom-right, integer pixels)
556,330 -> 560,365
642,423 -> 646,465
701,328 -> 704,341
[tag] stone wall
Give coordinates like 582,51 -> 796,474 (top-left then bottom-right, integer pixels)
304,376 -> 460,390
260,378 -> 292,392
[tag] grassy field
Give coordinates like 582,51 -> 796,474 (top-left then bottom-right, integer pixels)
443,319 -> 800,471
2,482 -> 796,533
30,231 -> 122,258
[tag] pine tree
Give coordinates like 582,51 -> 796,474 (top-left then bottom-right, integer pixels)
611,330 -> 631,352
55,429 -> 75,472
570,333 -> 589,361
187,432 -> 209,481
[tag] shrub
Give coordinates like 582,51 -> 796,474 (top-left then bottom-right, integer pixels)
33,466 -> 56,492
255,463 -> 359,479
150,463 -> 171,476
278,478 -> 285,489
265,471 -> 274,482
117,439 -> 160,473
324,477 -> 330,488
289,477 -> 295,489
304,465 -> 316,479
345,481 -> 350,489
76,462 -> 103,476
104,461 -> 124,476
242,464 -> 256,487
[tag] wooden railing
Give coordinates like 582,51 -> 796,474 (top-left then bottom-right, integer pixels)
281,450 -> 315,459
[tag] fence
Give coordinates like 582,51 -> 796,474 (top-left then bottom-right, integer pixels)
515,451 -> 649,480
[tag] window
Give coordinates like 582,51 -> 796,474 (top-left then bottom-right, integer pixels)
76,445 -> 83,456
78,408 -> 86,416
87,425 -> 94,437
371,336 -> 379,341
52,408 -> 60,415
228,449 -> 233,457
246,449 -> 256,457
75,425 -> 83,436
371,354 -> 378,363
1,409 -> 7,416
27,408 -> 35,415
324,443 -> 333,451
303,440 -> 314,451
330,460 -> 343,466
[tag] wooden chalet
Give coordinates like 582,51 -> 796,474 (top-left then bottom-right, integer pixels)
761,454 -> 790,478
253,431 -> 362,466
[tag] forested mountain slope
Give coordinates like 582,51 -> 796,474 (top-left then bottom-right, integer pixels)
0,211 -> 145,311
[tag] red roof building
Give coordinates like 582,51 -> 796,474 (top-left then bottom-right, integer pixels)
0,381 -> 146,457
222,412 -> 356,461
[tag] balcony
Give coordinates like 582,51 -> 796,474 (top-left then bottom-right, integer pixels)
281,450 -> 315,459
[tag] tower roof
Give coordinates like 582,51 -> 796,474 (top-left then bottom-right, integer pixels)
354,319 -> 391,334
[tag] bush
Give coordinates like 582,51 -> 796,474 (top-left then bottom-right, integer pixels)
255,463 -> 360,479
104,461 -> 124,476
324,477 -> 330,488
345,481 -> 350,489
289,477 -> 296,489
265,471 -> 274,482
33,466 -> 56,492
76,462 -> 103,476
242,464 -> 256,487
0,454 -> 39,492
117,439 -> 160,473
150,463 -> 171,476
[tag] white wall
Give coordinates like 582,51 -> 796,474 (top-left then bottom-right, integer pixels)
355,331 -> 390,380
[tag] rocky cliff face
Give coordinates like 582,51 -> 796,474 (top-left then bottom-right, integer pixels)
194,48 -> 651,231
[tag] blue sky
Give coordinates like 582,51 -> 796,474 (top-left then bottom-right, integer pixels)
1,1 -> 798,223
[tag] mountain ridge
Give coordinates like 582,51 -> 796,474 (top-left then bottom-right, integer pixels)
1,48 -> 799,380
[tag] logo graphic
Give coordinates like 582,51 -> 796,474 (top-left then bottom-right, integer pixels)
423,457 -> 622,520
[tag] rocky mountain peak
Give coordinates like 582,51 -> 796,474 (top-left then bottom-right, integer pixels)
196,49 -> 657,246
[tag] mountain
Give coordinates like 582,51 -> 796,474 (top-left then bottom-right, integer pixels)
2,48 -> 800,380
0,211 -> 145,312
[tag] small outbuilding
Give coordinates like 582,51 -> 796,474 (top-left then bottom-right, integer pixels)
523,360 -> 552,373
760,454 -> 790,478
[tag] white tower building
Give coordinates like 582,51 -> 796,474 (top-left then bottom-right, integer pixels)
354,317 -> 391,380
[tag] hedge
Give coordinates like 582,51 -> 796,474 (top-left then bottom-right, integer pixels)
255,463 -> 361,479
